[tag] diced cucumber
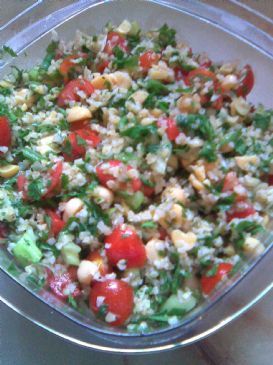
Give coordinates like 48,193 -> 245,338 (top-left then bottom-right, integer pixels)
125,191 -> 144,211
161,290 -> 197,316
129,21 -> 140,36
13,228 -> 42,266
61,242 -> 81,266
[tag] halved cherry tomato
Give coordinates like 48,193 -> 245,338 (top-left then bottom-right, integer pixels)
0,223 -> 8,239
46,209 -> 65,237
142,184 -> 155,197
59,53 -> 88,81
43,161 -> 63,199
104,225 -> 147,269
0,116 -> 12,149
69,119 -> 89,131
174,66 -> 188,81
222,172 -> 247,202
97,60 -> 110,73
212,94 -> 223,110
222,172 -> 239,193
17,174 -> 28,200
96,160 -> 142,192
139,50 -> 160,70
103,32 -> 128,55
87,250 -> 109,277
57,79 -> 94,107
157,117 -> 180,141
236,65 -> 254,97
63,129 -> 100,161
159,227 -> 168,240
185,68 -> 217,87
268,175 -> 273,186
76,129 -> 101,147
48,267 -> 81,300
200,59 -> 212,68
226,201 -> 256,223
89,279 -> 134,326
201,263 -> 233,295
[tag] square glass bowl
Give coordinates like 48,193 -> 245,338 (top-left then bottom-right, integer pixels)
1,0 -> 273,353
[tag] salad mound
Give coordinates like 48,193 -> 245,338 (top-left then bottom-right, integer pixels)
0,20 -> 272,332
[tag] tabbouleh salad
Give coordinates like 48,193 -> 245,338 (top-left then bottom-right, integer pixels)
0,20 -> 272,331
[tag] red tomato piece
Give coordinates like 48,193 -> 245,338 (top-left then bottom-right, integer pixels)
46,209 -> 65,237
104,32 -> 128,55
236,65 -> 254,97
89,279 -> 134,326
157,117 -> 180,141
0,116 -> 12,149
222,171 -> 247,202
57,79 -> 95,107
87,250 -> 110,277
69,119 -> 89,131
142,184 -> 155,197
17,174 -> 28,200
48,267 -> 81,300
185,68 -> 217,87
104,225 -> 147,269
43,161 -> 63,199
212,94 -> 223,110
222,172 -> 239,193
96,160 -> 142,192
268,175 -> 273,186
139,50 -> 160,70
59,53 -> 88,81
201,263 -> 233,295
0,223 -> 8,239
174,66 -> 190,81
200,60 -> 212,68
159,227 -> 168,240
226,202 -> 256,223
97,60 -> 110,73
76,129 -> 101,147
63,129 -> 100,161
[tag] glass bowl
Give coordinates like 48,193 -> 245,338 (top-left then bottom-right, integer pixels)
1,0 -> 273,353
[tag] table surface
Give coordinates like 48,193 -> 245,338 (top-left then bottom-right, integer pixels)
1,1 -> 273,364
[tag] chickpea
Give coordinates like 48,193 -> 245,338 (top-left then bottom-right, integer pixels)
221,74 -> 238,91
93,186 -> 114,208
77,260 -> 99,285
63,198 -> 84,222
159,203 -> 184,229
162,186 -> 186,205
145,239 -> 164,262
171,229 -> 197,253
177,94 -> 201,114
66,106 -> 91,123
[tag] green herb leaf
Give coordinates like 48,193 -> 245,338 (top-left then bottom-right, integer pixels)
120,123 -> 157,142
0,45 -> 17,58
253,108 -> 272,131
112,46 -> 138,69
67,295 -> 78,309
141,221 -> 157,229
27,179 -> 45,201
177,114 -> 215,141
205,264 -> 218,277
144,80 -> 169,95
157,24 -> 176,48
199,141 -> 217,162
